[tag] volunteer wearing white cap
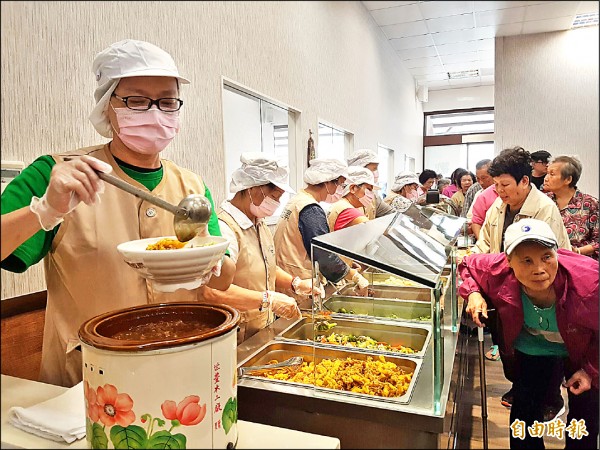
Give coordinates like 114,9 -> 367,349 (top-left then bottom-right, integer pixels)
346,148 -> 394,219
389,171 -> 420,213
274,158 -> 371,303
200,153 -> 324,344
327,166 -> 379,231
460,219 -> 598,449
0,39 -> 234,387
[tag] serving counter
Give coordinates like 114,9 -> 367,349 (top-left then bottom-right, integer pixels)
237,312 -> 465,449
237,206 -> 469,449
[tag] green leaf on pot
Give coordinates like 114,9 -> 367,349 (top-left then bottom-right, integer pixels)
90,422 -> 108,449
221,397 -> 238,435
110,424 -> 147,449
147,430 -> 187,449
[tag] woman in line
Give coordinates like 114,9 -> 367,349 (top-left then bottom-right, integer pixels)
327,166 -> 378,231
199,153 -> 315,344
543,155 -> 599,260
441,167 -> 466,198
450,169 -> 475,215
389,171 -> 420,213
416,169 -> 438,197
460,219 -> 598,449
274,158 -> 370,307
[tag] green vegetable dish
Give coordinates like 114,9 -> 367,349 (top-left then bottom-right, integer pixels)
314,332 -> 416,354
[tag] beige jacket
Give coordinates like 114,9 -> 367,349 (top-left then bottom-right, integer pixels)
42,144 -> 206,387
273,190 -> 317,297
217,206 -> 275,344
326,197 -> 356,232
474,184 -> 571,254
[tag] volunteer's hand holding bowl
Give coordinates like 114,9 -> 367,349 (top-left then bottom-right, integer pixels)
117,235 -> 229,292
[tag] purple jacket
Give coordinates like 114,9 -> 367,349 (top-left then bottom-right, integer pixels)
458,249 -> 599,389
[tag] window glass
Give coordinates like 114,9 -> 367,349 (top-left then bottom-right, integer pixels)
222,84 -> 296,221
425,110 -> 494,136
317,123 -> 346,161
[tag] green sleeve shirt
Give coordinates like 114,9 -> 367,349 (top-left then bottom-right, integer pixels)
1,155 -> 223,273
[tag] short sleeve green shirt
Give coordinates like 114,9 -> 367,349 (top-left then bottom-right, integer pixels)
1,155 -> 223,273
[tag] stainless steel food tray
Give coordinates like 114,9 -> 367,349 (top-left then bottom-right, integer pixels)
275,316 -> 430,358
237,341 -> 421,404
364,272 -> 421,287
335,284 -> 431,302
323,296 -> 432,323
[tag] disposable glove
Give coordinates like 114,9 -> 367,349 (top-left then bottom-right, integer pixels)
267,291 -> 301,319
351,271 -> 370,297
292,277 -> 325,298
30,156 -> 112,230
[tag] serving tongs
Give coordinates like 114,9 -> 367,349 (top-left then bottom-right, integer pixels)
238,356 -> 304,377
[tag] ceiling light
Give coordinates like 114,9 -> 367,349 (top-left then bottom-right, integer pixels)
447,69 -> 479,79
572,12 -> 599,28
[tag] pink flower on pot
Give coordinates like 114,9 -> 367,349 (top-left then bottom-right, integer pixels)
161,395 -> 207,426
83,381 -> 100,422
96,384 -> 136,427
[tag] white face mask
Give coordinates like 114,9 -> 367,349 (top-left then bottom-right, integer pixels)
325,183 -> 344,203
359,188 -> 374,207
249,187 -> 280,218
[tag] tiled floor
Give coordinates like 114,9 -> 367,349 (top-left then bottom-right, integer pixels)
457,330 -> 569,449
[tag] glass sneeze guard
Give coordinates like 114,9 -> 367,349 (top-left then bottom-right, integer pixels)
310,205 -> 466,414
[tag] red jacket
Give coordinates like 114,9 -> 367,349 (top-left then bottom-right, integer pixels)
458,249 -> 599,389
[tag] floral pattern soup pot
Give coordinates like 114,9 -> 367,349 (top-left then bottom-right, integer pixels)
79,303 -> 240,449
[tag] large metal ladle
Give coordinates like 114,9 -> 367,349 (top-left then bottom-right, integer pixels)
96,171 -> 212,242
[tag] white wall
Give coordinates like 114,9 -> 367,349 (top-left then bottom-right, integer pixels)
495,27 -> 599,198
1,1 -> 423,298
423,86 -> 494,113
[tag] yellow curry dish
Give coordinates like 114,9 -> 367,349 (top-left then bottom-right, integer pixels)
247,355 -> 413,398
146,238 -> 186,250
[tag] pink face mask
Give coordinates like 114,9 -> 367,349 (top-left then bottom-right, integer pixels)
407,189 -> 420,202
359,188 -> 374,208
112,105 -> 180,154
249,187 -> 280,218
325,184 -> 344,204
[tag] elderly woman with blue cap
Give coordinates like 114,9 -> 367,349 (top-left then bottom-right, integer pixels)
274,158 -> 371,305
460,219 -> 598,449
199,153 -> 323,344
346,148 -> 394,219
0,39 -> 234,387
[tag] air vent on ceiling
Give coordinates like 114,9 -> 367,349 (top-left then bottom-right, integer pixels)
572,12 -> 599,28
447,69 -> 479,79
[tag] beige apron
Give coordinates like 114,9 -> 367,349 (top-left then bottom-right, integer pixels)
217,209 -> 276,344
326,197 -> 355,232
273,190 -> 318,306
41,144 -> 206,387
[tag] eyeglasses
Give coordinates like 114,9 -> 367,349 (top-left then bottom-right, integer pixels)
111,94 -> 183,112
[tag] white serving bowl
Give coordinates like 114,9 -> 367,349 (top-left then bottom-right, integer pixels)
117,235 -> 229,292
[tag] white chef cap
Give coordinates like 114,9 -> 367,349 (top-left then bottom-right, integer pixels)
347,148 -> 379,168
230,152 -> 294,194
342,166 -> 381,196
89,39 -> 190,138
303,158 -> 348,185
391,171 -> 419,193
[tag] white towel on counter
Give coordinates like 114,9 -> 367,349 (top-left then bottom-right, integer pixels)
7,381 -> 86,443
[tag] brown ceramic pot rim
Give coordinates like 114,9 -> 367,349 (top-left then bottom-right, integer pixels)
79,302 -> 240,352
